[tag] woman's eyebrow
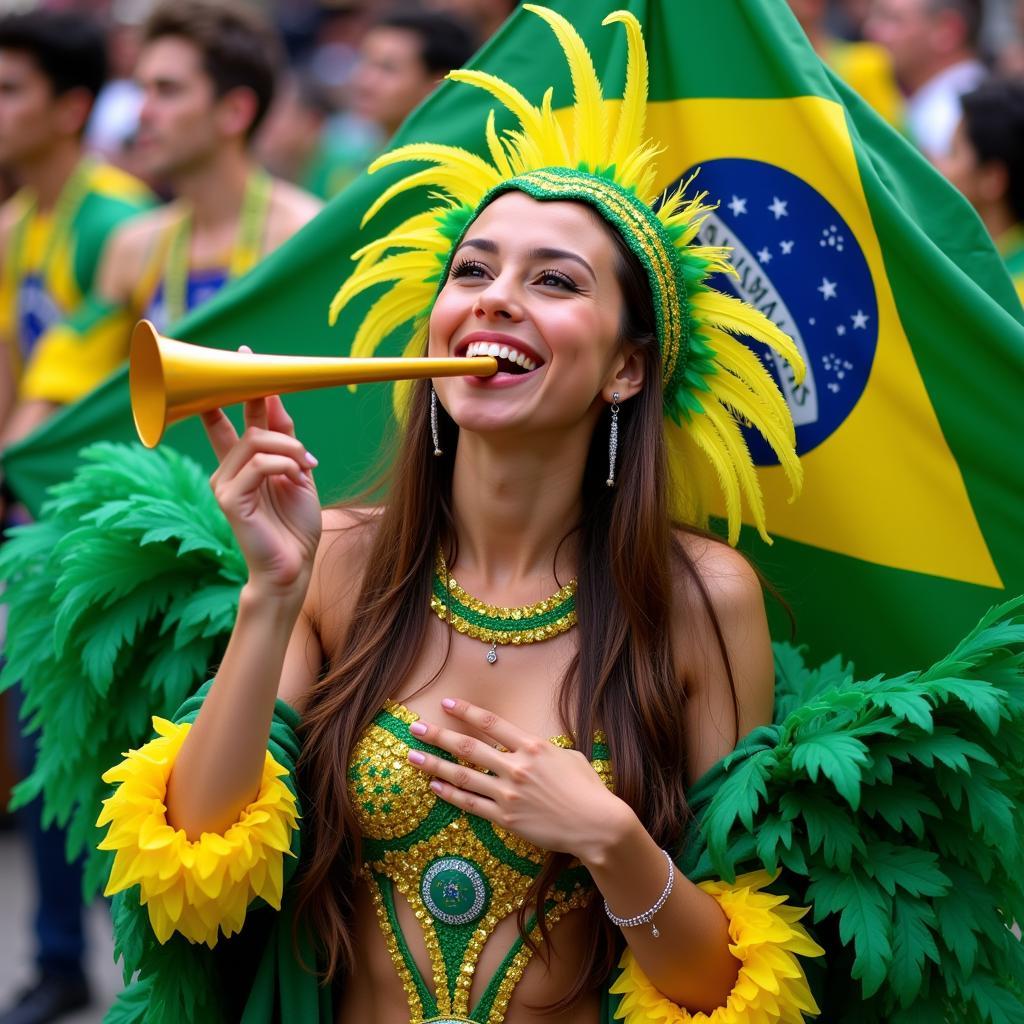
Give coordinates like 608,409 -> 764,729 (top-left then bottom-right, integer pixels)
455,239 -> 596,280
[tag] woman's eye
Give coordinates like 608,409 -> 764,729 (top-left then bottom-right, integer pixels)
451,258 -> 488,280
537,269 -> 578,290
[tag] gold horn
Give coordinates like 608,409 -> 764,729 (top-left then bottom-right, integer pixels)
130,319 -> 497,448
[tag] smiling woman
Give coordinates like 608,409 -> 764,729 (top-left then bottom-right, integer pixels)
96,7 -> 822,1024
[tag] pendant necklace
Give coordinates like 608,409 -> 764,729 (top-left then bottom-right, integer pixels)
430,549 -> 578,665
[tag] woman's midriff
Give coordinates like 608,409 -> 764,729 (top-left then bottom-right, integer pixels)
337,883 -> 603,1023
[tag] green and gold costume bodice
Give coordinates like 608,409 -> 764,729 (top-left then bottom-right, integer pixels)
348,700 -> 613,1024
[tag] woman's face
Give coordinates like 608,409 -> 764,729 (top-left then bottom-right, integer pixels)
429,191 -> 639,438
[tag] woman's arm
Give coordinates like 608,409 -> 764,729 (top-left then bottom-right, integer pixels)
162,391 -> 324,840
164,583 -> 320,839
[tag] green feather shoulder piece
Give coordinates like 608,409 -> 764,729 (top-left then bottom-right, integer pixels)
0,442 -> 245,897
682,598 -> 1024,1023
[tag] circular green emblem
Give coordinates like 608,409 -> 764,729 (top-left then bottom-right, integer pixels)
421,857 -> 488,926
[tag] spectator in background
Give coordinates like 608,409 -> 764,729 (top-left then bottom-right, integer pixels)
865,0 -> 986,160
425,0 -> 519,43
31,0 -> 321,403
938,77 -> 1024,301
789,0 -> 903,126
258,71 -> 362,201
0,13 -> 153,1023
348,8 -> 478,144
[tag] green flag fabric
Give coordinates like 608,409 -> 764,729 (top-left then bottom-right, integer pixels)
4,0 -> 1022,677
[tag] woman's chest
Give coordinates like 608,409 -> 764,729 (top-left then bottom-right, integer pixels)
391,617 -> 579,740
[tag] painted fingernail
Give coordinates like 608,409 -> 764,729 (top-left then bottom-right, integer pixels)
430,780 -> 444,793
304,451 -> 318,467
409,721 -> 428,736
441,698 -> 457,710
407,750 -> 426,765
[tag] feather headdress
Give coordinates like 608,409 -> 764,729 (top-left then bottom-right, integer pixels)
329,5 -> 804,544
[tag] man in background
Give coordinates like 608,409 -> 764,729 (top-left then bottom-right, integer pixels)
939,77 -> 1024,302
348,8 -> 478,144
865,0 -> 986,160
0,11 -> 152,456
0,12 -> 152,1023
28,0 -> 322,403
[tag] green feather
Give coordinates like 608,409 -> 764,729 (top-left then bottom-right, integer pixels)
0,443 -> 245,896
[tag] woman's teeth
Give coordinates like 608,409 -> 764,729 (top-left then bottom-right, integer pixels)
465,340 -> 537,371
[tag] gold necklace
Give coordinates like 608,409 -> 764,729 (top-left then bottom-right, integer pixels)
430,550 -> 578,665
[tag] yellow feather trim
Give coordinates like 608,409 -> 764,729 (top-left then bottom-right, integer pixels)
609,871 -> 824,1024
523,4 -> 606,169
691,291 -> 806,385
97,718 -> 299,948
603,12 -> 648,177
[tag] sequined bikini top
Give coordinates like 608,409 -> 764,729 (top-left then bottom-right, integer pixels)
348,699 -> 613,1024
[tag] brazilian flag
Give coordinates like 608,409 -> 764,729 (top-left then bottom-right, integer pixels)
4,0 -> 1021,677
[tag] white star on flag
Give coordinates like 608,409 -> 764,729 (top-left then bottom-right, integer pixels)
768,196 -> 789,220
757,247 -> 773,263
836,324 -> 847,336
818,277 -> 838,300
728,195 -> 748,216
851,309 -> 870,329
780,240 -> 795,255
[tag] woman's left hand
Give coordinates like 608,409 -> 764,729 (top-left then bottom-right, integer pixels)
406,698 -> 632,863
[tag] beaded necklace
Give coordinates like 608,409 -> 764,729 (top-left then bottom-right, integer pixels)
162,167 -> 272,325
430,550 -> 577,665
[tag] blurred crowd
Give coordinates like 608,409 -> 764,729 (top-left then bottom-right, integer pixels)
0,1 -> 1021,1023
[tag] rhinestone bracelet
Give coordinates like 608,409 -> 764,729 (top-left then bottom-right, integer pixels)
603,848 -> 675,938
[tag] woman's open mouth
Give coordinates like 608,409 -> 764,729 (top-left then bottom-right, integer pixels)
459,338 -> 544,377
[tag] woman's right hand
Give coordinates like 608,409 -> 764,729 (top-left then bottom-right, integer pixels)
202,366 -> 322,600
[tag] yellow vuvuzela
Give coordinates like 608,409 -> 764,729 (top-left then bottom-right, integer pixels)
129,319 -> 497,448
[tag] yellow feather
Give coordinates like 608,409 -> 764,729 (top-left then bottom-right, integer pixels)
523,4 -> 606,168
329,250 -> 438,324
708,369 -> 802,494
485,109 -> 514,178
709,327 -> 794,434
447,68 -> 545,140
350,212 -> 443,262
537,87 -> 572,166
362,146 -> 501,225
602,12 -> 648,174
693,290 -> 806,383
684,414 -> 746,545
348,286 -> 432,361
703,399 -> 771,543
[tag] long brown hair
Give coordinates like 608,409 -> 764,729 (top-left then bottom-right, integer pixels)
294,214 -> 741,1003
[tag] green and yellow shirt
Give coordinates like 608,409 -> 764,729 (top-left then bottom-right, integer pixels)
0,157 -> 152,404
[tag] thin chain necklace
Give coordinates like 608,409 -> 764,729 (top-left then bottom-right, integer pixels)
163,167 -> 273,325
430,549 -> 578,665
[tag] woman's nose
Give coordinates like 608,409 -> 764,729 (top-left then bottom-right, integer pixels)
473,278 -> 522,321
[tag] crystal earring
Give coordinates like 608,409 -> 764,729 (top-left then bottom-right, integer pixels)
430,384 -> 443,457
606,392 -> 621,487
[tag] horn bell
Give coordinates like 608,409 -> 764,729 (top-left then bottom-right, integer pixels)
129,319 -> 497,448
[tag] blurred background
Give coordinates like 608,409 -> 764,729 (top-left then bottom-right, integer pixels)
1,0 -> 1023,1022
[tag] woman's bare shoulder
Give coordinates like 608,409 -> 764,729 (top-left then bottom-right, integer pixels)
673,529 -> 763,623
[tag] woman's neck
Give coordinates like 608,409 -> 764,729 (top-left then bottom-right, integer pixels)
449,426 -> 591,590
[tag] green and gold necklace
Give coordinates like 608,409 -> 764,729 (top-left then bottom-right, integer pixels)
430,550 -> 578,665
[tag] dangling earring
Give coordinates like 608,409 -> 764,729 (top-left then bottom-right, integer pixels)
430,384 -> 443,457
606,392 -> 621,487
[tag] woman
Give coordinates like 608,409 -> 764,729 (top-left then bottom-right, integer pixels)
99,8 -> 819,1022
